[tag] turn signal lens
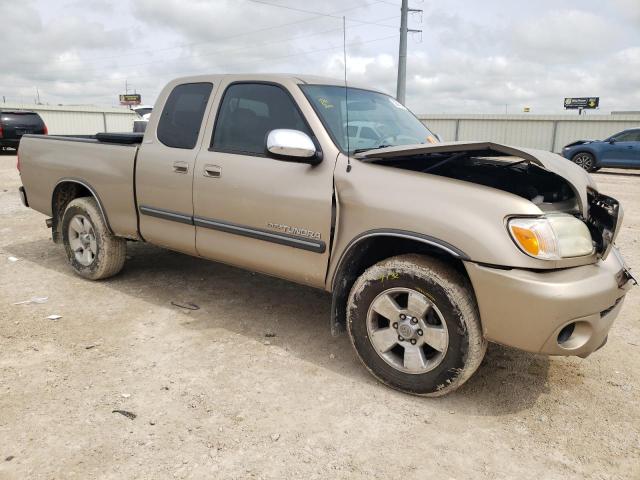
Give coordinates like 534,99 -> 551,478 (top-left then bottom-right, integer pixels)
508,214 -> 593,260
510,226 -> 540,256
508,217 -> 560,260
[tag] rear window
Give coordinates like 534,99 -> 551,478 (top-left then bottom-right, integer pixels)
0,112 -> 44,126
157,83 -> 213,149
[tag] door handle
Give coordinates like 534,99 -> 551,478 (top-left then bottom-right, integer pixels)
173,161 -> 189,174
203,164 -> 222,178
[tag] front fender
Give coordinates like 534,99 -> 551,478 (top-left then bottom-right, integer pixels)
327,158 -> 591,286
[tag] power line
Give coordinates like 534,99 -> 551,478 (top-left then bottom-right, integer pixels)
15,13 -> 399,78
246,0 -> 399,28
2,30 -> 398,93
122,33 -> 398,84
11,0 -> 392,67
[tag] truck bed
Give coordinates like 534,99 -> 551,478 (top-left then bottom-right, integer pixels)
29,132 -> 144,145
18,134 -> 141,239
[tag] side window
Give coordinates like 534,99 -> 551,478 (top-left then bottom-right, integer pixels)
628,131 -> 640,142
613,131 -> 640,142
157,82 -> 213,149
212,83 -> 311,156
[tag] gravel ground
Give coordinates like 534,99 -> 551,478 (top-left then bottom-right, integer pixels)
0,150 -> 638,479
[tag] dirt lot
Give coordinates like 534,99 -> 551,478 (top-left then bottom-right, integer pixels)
0,150 -> 638,480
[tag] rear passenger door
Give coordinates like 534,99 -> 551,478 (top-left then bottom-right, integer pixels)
136,82 -> 214,255
192,81 -> 335,288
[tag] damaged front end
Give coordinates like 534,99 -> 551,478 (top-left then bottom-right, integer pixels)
586,189 -> 622,259
355,141 -> 622,260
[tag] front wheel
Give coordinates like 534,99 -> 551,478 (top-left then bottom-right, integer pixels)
572,152 -> 595,172
347,254 -> 487,396
61,197 -> 126,280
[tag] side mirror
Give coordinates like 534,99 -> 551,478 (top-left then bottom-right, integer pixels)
266,129 -> 321,164
608,138 -> 616,144
434,133 -> 443,143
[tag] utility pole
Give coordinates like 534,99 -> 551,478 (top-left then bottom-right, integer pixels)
396,0 -> 422,104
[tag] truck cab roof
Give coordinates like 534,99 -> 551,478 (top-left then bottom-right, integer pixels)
167,73 -> 380,93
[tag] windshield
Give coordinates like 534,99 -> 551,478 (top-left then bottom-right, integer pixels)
300,85 -> 435,154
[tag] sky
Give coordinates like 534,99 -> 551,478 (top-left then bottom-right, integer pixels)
1,0 -> 639,114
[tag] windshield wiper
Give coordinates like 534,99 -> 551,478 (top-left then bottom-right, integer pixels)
352,144 -> 393,155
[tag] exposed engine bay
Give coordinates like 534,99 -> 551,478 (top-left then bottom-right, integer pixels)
373,153 -> 580,214
357,142 -> 622,257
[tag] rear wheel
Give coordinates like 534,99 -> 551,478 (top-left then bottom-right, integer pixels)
572,152 -> 595,172
347,254 -> 487,396
61,197 -> 126,280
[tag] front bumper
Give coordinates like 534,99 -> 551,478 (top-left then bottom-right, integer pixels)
464,248 -> 632,357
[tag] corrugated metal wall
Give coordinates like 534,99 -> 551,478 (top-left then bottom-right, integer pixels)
1,103 -> 137,135
4,103 -> 638,152
418,114 -> 640,152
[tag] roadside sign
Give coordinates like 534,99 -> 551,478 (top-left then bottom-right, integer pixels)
119,94 -> 142,106
564,97 -> 599,109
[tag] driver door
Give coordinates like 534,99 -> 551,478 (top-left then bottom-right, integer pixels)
192,80 -> 335,288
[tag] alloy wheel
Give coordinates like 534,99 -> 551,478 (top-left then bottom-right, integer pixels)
67,214 -> 97,266
366,287 -> 449,374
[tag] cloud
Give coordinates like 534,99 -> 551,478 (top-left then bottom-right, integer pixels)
508,9 -> 622,63
0,0 -> 638,114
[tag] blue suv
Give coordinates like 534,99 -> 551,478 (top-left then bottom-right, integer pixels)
562,128 -> 640,171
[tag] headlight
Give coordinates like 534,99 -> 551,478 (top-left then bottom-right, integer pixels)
508,214 -> 594,260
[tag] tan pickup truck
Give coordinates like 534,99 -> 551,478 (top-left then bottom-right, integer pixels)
17,74 -> 635,396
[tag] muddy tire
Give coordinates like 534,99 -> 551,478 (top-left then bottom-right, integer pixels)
61,197 -> 126,280
347,254 -> 486,396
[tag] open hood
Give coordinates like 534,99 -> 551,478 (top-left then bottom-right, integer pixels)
355,141 -> 596,215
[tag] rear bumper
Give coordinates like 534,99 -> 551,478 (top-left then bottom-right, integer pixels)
464,248 -> 632,357
0,139 -> 20,148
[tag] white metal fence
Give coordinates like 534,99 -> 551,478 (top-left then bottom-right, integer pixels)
4,103 -> 640,152
417,114 -> 640,152
1,103 -> 138,135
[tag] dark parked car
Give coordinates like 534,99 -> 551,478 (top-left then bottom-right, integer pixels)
562,128 -> 640,171
0,111 -> 47,150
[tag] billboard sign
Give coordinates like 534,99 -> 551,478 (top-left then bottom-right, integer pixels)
119,94 -> 142,106
564,97 -> 599,109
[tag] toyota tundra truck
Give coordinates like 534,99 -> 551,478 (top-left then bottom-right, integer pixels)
16,74 -> 635,396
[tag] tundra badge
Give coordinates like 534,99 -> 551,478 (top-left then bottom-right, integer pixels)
267,222 -> 321,240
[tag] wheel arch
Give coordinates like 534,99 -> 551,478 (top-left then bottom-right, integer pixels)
329,230 -> 472,335
51,178 -> 113,243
